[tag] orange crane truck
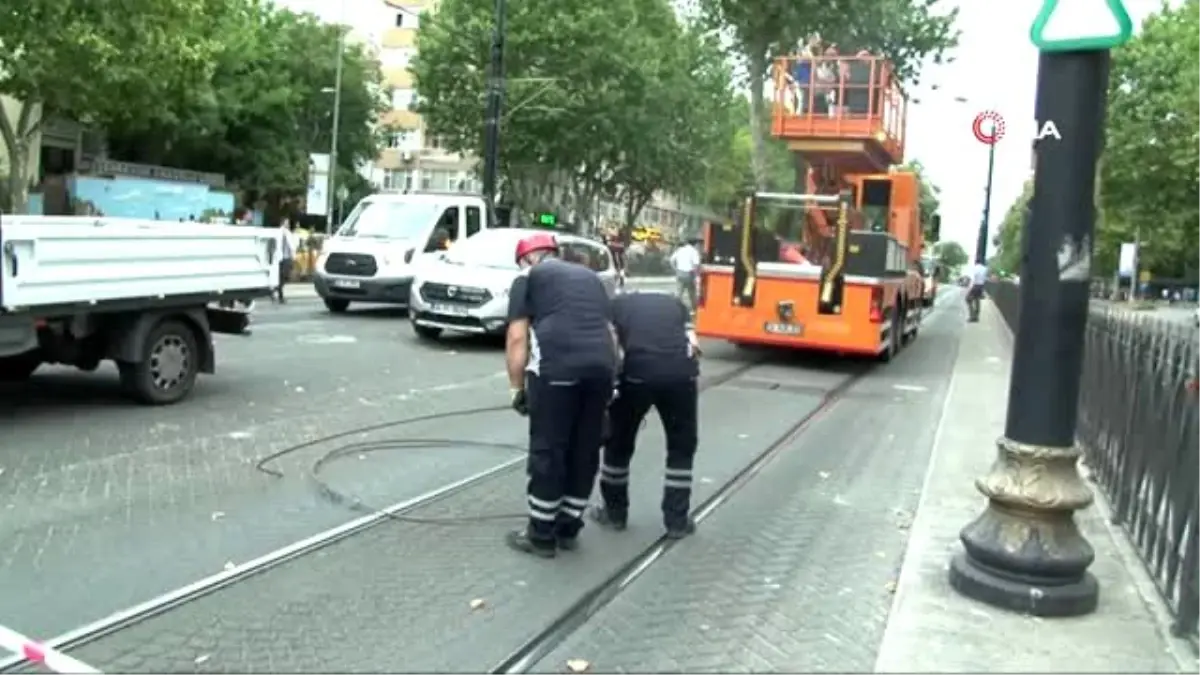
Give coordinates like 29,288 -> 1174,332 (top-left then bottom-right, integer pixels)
695,53 -> 938,361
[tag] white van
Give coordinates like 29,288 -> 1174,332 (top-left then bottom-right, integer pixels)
313,192 -> 492,313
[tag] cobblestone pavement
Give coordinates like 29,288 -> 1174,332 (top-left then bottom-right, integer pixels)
530,302 -> 962,673
53,357 -> 849,673
1,303 -> 522,638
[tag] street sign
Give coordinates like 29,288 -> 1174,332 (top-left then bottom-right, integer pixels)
1031,0 -> 1133,52
535,212 -> 557,227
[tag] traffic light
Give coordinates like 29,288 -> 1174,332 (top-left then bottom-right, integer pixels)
928,214 -> 941,242
535,212 -> 557,228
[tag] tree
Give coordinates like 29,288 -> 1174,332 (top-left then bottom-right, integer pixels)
934,239 -> 968,276
413,0 -> 736,231
897,159 -> 941,241
0,0 -> 223,212
102,2 -> 389,221
699,96 -> 794,214
992,179 -> 1032,275
1099,0 -> 1199,279
696,0 -> 959,188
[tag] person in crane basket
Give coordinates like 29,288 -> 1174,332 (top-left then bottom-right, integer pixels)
591,290 -> 701,539
505,232 -> 620,557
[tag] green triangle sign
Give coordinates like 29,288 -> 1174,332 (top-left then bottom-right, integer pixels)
1030,0 -> 1133,52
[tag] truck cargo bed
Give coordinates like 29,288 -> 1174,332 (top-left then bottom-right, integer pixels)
1,216 -> 277,312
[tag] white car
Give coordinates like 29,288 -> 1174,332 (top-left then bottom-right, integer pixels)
409,228 -> 620,340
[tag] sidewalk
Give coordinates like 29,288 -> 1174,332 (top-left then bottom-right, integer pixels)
874,299 -> 1196,673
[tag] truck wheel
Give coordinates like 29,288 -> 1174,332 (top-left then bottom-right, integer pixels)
0,352 -> 41,382
324,298 -> 351,313
118,319 -> 199,405
879,307 -> 901,363
411,321 -> 442,341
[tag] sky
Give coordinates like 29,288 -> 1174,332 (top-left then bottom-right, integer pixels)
906,0 -> 1167,256
280,0 -> 1167,255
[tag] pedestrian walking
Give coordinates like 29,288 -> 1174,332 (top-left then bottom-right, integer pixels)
275,218 -> 298,304
592,291 -> 701,539
669,237 -> 702,311
505,232 -> 620,557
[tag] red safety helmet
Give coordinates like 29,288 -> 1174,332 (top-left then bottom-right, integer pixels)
514,232 -> 559,264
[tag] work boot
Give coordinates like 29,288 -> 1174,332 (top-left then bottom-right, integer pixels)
589,505 -> 627,531
665,518 -> 697,540
505,529 -> 556,558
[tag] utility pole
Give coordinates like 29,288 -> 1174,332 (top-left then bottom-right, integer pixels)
481,0 -> 506,207
976,141 -> 996,264
326,27 -> 345,234
948,0 -> 1133,617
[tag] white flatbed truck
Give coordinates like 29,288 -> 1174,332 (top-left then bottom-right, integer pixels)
0,216 -> 278,404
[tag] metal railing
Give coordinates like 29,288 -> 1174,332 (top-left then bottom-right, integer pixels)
989,282 -> 1199,641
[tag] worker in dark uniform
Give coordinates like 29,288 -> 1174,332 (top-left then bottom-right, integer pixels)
505,232 -> 619,557
592,291 -> 701,539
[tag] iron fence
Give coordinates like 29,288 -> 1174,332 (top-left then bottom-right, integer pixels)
989,282 -> 1199,640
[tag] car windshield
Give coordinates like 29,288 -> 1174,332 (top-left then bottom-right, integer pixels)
444,230 -> 525,269
336,200 -> 441,240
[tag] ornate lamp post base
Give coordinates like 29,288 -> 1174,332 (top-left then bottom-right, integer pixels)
948,436 -> 1099,617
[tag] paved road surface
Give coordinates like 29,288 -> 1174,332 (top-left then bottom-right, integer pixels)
2,290 -> 961,673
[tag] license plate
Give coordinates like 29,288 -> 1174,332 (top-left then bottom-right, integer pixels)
431,303 -> 469,316
332,279 -> 361,289
764,322 -> 803,336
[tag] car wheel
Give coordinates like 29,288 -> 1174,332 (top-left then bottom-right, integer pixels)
324,298 -> 350,313
411,322 -> 442,341
0,352 -> 42,382
118,319 -> 199,405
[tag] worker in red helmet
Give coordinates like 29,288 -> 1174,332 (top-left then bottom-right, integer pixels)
505,230 -> 620,557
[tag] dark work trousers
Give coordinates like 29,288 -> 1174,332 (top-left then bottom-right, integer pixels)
525,372 -> 611,545
599,377 -> 699,530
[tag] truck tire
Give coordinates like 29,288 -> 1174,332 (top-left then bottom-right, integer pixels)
118,319 -> 200,405
879,306 -> 901,363
411,321 -> 442,341
0,352 -> 41,382
324,298 -> 350,313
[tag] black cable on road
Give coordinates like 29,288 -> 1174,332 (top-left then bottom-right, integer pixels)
253,404 -> 513,477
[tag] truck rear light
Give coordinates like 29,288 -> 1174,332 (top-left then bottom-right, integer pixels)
869,287 -> 884,323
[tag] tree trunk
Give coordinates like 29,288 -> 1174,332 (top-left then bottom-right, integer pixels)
746,48 -> 770,191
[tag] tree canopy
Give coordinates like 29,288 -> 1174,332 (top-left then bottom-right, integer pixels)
411,0 -> 736,229
0,0 -> 389,219
993,1 -> 1199,280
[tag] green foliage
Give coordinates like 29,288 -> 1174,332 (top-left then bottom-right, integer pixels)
698,97 -> 793,214
1099,0 -> 1199,279
102,1 -> 389,215
897,159 -> 941,241
0,0 -> 388,218
412,0 -> 736,229
992,179 -> 1032,275
934,239 -> 968,273
0,0 -> 223,211
696,0 -> 960,186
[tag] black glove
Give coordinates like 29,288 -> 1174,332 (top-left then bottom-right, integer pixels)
510,388 -> 529,416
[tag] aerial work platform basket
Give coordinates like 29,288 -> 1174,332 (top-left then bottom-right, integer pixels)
771,55 -> 906,174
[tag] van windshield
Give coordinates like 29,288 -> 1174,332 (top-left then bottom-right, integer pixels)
337,200 -> 441,240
